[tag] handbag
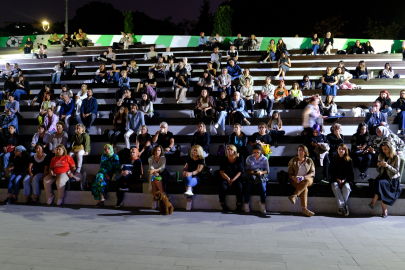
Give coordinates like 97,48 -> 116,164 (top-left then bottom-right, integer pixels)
217,144 -> 227,156
245,174 -> 265,185
198,165 -> 215,184
71,144 -> 84,153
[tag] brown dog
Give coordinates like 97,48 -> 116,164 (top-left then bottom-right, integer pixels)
153,191 -> 174,215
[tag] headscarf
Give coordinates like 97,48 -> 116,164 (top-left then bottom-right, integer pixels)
15,145 -> 26,153
103,144 -> 114,158
129,147 -> 139,160
6,108 -> 15,119
373,126 -> 391,148
312,124 -> 321,136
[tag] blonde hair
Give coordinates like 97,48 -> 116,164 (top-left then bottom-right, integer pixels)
190,145 -> 205,160
55,144 -> 68,156
130,60 -> 137,68
198,122 -> 207,133
226,144 -> 238,159
121,70 -> 127,76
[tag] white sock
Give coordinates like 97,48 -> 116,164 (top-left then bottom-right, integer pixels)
76,167 -> 81,173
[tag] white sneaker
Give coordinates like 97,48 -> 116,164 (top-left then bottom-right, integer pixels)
184,189 -> 194,197
57,199 -> 63,205
244,203 -> 250,213
47,195 -> 54,205
151,200 -> 158,210
169,77 -> 173,81
370,71 -> 374,79
260,202 -> 266,213
214,123 -> 219,129
186,201 -> 192,210
101,79 -> 105,83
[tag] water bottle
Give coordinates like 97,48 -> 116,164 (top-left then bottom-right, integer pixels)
98,127 -> 101,135
92,56 -> 94,61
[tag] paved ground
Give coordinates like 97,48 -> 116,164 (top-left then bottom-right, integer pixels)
0,205 -> 405,270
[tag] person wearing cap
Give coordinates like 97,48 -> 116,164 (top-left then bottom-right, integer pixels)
4,145 -> 29,204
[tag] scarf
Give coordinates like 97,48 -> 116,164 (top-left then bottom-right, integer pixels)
5,108 -> 15,121
373,126 -> 390,148
104,144 -> 114,158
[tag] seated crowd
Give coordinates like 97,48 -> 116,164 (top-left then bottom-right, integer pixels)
1,32 -> 404,219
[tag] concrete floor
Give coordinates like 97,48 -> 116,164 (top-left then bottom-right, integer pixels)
0,204 -> 405,270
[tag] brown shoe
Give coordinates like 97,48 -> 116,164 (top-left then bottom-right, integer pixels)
288,195 -> 296,204
95,201 -> 104,208
302,208 -> 315,217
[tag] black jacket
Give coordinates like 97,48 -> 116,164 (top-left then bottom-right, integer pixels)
304,134 -> 329,153
228,132 -> 248,147
326,133 -> 345,155
330,158 -> 354,185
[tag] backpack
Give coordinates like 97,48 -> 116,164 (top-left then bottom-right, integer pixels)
217,144 -> 227,156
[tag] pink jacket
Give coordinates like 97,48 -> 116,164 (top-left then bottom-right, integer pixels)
44,114 -> 59,132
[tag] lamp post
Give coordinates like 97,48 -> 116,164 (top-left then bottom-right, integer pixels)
42,21 -> 49,33
65,0 -> 68,33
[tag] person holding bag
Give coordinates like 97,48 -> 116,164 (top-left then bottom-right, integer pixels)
243,144 -> 269,213
68,123 -> 90,174
287,145 -> 316,217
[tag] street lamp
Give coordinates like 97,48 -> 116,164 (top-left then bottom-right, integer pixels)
42,21 -> 49,33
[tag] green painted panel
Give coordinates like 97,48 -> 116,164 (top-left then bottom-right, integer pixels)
132,35 -> 143,43
20,35 -> 37,47
223,36 -> 237,46
95,35 -> 114,46
0,37 -> 9,47
187,36 -> 200,47
342,39 -> 369,50
392,40 -> 403,53
155,35 -> 174,47
300,38 -> 324,49
260,37 -> 281,51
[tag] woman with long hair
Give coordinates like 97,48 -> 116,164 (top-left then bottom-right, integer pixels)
321,67 -> 338,96
369,142 -> 402,218
94,64 -> 107,83
196,71 -> 213,95
92,144 -> 120,207
275,51 -> 291,80
276,38 -> 289,59
287,145 -> 316,217
69,123 -> 90,174
355,60 -> 370,80
194,88 -> 216,118
326,123 -> 344,156
381,63 -> 395,79
304,124 -> 330,182
267,111 -> 285,147
286,82 -> 303,108
108,107 -> 128,148
336,67 -> 358,90
38,92 -> 56,124
183,145 -> 205,210
351,123 -> 373,179
14,75 -> 30,101
321,95 -> 337,116
23,144 -> 49,204
263,39 -> 276,62
149,145 -> 166,209
139,92 -> 154,119
371,90 -> 392,116
330,144 -> 354,216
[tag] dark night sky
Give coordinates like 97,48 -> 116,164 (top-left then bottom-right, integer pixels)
1,0 -> 224,28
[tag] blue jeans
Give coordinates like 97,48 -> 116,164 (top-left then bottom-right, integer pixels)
312,44 -> 320,55
269,129 -> 285,143
230,74 -> 242,80
260,98 -> 274,114
23,173 -> 43,195
0,152 -> 13,169
108,72 -> 120,82
244,182 -> 267,203
217,111 -> 228,131
76,113 -> 96,132
322,84 -> 337,96
184,175 -> 201,198
369,106 -> 392,116
13,89 -> 27,101
267,51 -> 276,61
51,73 -> 61,84
8,172 -> 26,195
358,75 -> 368,79
219,87 -> 231,96
399,111 -> 405,130
243,98 -> 254,113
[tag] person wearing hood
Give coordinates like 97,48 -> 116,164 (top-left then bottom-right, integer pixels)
304,124 -> 330,182
92,144 -> 120,207
369,126 -> 405,177
1,108 -> 18,136
4,145 -> 30,204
